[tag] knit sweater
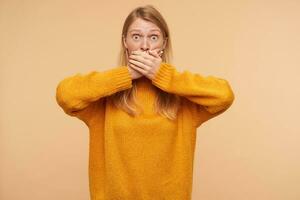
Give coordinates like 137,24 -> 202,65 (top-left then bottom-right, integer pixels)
55,62 -> 235,200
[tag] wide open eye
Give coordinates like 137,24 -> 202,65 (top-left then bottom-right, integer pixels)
151,35 -> 159,41
132,34 -> 140,40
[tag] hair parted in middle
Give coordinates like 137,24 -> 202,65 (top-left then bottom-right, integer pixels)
107,5 -> 181,120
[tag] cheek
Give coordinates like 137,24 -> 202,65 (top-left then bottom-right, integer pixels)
126,41 -> 139,50
127,46 -> 139,55
151,41 -> 164,50
150,46 -> 163,53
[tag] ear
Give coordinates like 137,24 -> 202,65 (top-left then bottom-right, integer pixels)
122,35 -> 128,48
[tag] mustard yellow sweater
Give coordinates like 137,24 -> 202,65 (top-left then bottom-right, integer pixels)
55,62 -> 235,200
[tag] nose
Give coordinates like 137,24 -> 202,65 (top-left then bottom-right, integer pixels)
140,37 -> 150,52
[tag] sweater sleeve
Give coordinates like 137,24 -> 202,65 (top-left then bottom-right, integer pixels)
55,66 -> 132,124
151,62 -> 235,126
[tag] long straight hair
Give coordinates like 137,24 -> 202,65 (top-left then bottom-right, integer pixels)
108,5 -> 181,120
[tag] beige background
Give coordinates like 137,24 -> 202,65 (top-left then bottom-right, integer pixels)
1,0 -> 299,199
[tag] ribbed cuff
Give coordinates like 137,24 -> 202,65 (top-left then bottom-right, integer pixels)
111,66 -> 133,92
151,62 -> 174,90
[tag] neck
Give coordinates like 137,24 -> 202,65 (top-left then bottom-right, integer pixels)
136,76 -> 151,83
134,76 -> 155,90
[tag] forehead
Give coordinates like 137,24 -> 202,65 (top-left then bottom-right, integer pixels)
128,18 -> 161,33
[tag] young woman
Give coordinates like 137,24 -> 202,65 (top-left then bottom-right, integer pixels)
56,4 -> 235,200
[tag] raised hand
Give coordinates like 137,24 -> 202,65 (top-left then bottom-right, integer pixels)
128,49 -> 162,80
126,50 -> 144,80
127,63 -> 144,80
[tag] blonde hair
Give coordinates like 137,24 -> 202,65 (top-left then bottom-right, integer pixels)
108,5 -> 181,120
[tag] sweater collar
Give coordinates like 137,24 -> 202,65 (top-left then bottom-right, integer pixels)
134,76 -> 157,94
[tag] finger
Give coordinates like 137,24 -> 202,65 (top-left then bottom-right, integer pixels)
131,50 -> 153,61
131,50 -> 143,56
129,63 -> 147,74
129,55 -> 152,66
148,50 -> 160,58
129,59 -> 150,71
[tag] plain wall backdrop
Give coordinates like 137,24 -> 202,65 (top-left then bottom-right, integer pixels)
1,0 -> 299,199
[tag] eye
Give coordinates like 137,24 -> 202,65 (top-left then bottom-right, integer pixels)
132,34 -> 140,40
151,35 -> 159,41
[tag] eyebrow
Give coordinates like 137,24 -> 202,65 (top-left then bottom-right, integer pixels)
129,29 -> 161,33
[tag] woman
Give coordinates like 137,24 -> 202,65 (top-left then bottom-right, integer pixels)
56,5 -> 235,200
